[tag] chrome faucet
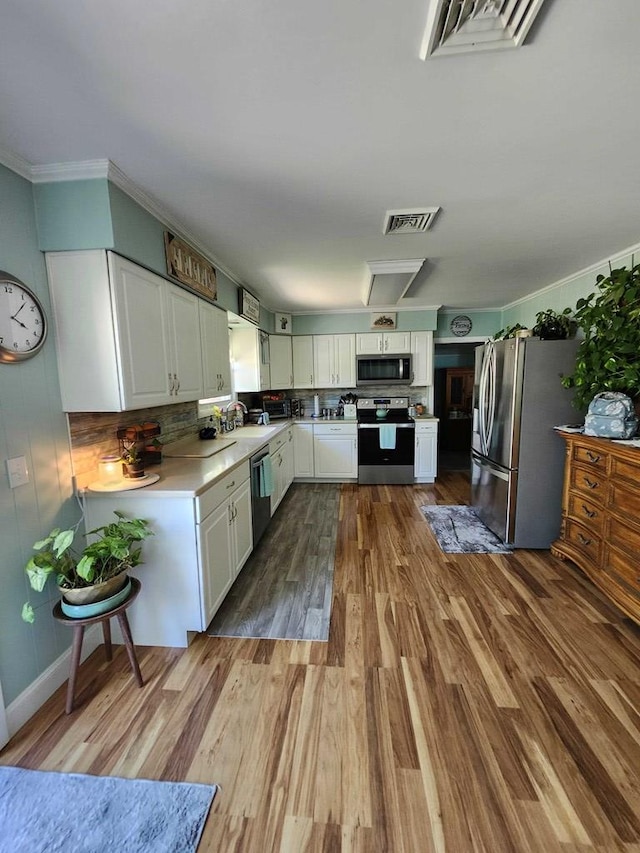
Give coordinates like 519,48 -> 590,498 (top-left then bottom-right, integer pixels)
226,400 -> 248,428
226,400 -> 248,415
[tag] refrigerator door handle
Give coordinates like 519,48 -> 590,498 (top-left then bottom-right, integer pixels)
486,344 -> 496,453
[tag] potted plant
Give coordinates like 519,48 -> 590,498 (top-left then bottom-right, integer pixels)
492,323 -> 530,340
22,510 -> 153,622
532,307 -> 577,340
120,442 -> 145,479
561,262 -> 640,410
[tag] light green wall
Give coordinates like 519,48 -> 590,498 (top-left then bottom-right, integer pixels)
292,309 -> 438,335
0,165 -> 80,706
33,179 -> 114,250
502,245 -> 640,329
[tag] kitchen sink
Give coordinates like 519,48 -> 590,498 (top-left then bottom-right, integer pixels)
235,425 -> 282,438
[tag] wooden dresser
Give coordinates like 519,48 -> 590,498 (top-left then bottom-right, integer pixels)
552,432 -> 640,625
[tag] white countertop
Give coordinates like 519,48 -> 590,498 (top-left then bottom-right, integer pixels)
83,422 -> 293,500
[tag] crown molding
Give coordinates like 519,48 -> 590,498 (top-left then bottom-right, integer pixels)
291,304 -> 442,316
30,159 -> 110,183
501,240 -> 640,312
0,145 -> 33,180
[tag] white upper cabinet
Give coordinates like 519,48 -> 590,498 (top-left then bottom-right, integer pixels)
410,331 -> 434,386
47,250 -> 208,411
314,334 -> 355,388
292,335 -> 314,388
230,326 -> 270,392
356,331 -> 411,355
200,300 -> 231,398
269,335 -> 293,389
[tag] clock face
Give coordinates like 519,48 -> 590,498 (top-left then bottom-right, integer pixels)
450,314 -> 472,337
0,271 -> 48,363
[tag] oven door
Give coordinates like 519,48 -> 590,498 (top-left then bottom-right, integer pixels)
358,423 -> 415,484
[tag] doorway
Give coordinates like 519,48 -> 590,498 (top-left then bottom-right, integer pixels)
434,342 -> 478,471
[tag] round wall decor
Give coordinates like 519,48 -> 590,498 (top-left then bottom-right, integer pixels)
0,271 -> 48,363
450,315 -> 472,337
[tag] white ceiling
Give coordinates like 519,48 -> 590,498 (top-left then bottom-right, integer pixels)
1,0 -> 639,314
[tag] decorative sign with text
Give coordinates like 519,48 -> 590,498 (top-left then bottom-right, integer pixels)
164,231 -> 217,301
240,288 -> 260,324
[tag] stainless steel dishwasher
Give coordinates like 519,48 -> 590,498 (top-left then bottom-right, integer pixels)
250,447 -> 271,546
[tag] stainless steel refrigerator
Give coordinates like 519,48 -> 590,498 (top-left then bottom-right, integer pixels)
471,337 -> 579,548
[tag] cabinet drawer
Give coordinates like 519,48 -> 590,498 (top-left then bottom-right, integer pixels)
564,519 -> 602,565
567,492 -> 604,534
414,421 -> 438,434
609,480 -> 640,518
196,461 -> 250,522
269,427 -> 291,454
314,422 -> 357,436
610,455 -> 639,487
571,443 -> 608,472
605,546 -> 640,597
569,465 -> 607,501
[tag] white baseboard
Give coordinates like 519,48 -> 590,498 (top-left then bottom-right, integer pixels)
5,625 -> 102,737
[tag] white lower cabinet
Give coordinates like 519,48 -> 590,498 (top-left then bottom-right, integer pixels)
414,420 -> 439,483
270,427 -> 294,514
293,423 -> 314,477
83,462 -> 252,648
313,422 -> 358,479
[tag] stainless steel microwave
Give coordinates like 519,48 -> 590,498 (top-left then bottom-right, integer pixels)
356,354 -> 412,386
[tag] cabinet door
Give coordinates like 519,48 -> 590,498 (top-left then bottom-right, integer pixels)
384,331 -> 411,352
270,450 -> 284,514
166,284 -> 204,401
284,428 -> 295,490
201,300 -> 229,397
197,500 -> 234,627
269,335 -> 293,389
110,254 -> 174,409
293,424 -> 315,477
334,334 -> 356,387
314,434 -> 358,478
293,335 -> 314,387
313,335 -> 335,387
415,429 -> 438,481
356,333 -> 382,354
411,331 -> 433,386
231,478 -> 253,577
259,331 -> 271,390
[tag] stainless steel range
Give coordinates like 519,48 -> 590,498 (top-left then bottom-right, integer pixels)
357,397 -> 415,484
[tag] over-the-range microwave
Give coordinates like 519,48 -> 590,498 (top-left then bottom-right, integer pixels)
356,353 -> 412,386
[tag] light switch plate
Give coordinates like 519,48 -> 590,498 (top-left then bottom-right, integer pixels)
7,456 -> 29,488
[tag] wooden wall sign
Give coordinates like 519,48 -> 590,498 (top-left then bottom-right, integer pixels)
239,288 -> 260,324
164,231 -> 217,301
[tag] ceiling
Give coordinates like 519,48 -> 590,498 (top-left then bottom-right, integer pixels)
1,0 -> 639,314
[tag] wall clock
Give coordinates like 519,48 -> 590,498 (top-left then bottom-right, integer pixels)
450,314 -> 472,337
0,270 -> 48,363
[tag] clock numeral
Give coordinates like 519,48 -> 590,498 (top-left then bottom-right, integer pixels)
3,285 -> 13,293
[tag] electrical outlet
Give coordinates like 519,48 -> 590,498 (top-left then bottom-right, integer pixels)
6,456 -> 29,488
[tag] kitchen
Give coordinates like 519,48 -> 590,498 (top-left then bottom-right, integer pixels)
2,2 -> 640,849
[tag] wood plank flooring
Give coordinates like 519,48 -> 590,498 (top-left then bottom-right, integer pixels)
2,470 -> 640,852
207,484 -> 339,641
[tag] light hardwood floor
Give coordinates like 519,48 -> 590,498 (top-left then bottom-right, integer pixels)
2,471 -> 640,852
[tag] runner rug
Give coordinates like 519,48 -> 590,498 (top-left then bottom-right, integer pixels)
420,505 -> 511,553
0,766 -> 217,853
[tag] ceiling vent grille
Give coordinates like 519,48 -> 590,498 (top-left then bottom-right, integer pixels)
383,207 -> 440,235
420,0 -> 547,59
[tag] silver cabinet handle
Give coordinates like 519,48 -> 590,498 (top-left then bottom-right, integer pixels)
173,373 -> 179,393
226,479 -> 236,490
168,373 -> 174,395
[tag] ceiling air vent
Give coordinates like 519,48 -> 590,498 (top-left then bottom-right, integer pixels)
420,0 -> 547,59
383,207 -> 440,235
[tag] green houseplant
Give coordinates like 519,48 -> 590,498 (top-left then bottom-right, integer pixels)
22,510 -> 153,622
561,263 -> 640,410
492,323 -> 530,341
532,307 -> 577,340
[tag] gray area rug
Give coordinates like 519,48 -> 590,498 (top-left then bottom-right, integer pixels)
0,767 -> 217,853
421,505 -> 512,553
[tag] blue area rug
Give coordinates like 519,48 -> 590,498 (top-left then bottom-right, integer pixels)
0,767 -> 217,853
421,505 -> 511,553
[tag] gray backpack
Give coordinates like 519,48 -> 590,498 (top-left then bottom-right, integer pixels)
584,392 -> 638,439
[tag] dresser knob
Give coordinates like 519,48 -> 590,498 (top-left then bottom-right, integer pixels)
578,533 -> 592,546
581,504 -> 596,518
586,451 -> 601,463
584,477 -> 599,489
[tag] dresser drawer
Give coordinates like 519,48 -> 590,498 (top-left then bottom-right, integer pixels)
569,465 -> 607,501
608,513 -> 640,561
571,442 -> 608,472
605,545 -> 640,597
567,492 -> 604,534
610,455 -> 640,487
609,479 -> 640,518
564,519 -> 602,565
